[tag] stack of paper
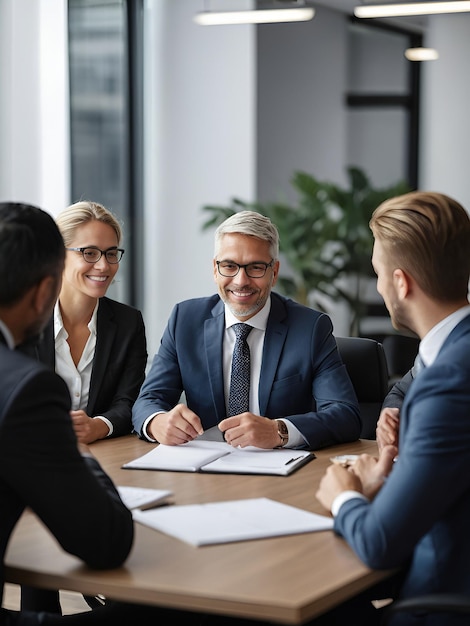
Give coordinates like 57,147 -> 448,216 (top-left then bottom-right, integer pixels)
132,497 -> 334,546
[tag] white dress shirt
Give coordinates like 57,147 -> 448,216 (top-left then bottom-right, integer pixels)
223,297 -> 304,447
54,301 -> 113,435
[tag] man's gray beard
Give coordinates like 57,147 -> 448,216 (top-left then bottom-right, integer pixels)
226,298 -> 264,319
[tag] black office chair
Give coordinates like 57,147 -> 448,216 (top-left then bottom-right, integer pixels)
381,594 -> 470,624
382,333 -> 419,388
335,336 -> 389,440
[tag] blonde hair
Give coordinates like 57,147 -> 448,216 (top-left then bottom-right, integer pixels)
56,201 -> 122,247
370,191 -> 470,301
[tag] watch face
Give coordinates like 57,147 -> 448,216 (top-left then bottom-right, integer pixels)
277,420 -> 288,443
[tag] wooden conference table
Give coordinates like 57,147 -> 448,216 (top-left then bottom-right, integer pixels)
5,435 -> 395,624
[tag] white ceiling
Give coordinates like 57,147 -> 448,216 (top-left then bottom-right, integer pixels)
312,0 -> 428,31
230,1 -> 429,30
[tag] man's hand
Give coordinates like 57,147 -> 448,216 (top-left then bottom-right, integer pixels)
219,414 -> 280,448
376,407 -> 400,453
316,463 -> 362,513
316,445 -> 398,513
351,445 -> 398,500
147,404 -> 203,445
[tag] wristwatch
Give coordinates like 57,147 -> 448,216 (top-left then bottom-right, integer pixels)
276,419 -> 289,447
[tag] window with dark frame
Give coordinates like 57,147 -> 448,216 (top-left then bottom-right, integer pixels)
346,18 -> 422,190
68,0 -> 143,308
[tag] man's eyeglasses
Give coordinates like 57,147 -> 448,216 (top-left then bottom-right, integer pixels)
66,247 -> 125,264
216,259 -> 274,278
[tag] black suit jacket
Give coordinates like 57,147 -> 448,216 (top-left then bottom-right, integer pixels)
31,297 -> 147,438
0,337 -> 134,626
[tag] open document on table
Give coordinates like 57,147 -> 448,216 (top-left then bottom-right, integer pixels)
122,435 -> 314,476
132,497 -> 334,546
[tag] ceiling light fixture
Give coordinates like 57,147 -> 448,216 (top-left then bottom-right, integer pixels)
194,6 -> 315,25
354,1 -> 470,18
405,47 -> 439,60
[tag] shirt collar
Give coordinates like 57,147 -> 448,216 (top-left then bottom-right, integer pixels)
420,304 -> 470,366
0,318 -> 15,349
224,296 -> 271,331
54,299 -> 100,340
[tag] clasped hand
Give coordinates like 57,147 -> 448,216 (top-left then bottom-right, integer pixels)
148,404 -> 279,448
376,407 -> 400,453
316,445 -> 398,513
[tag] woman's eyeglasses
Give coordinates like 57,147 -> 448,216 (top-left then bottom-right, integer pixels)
66,247 -> 125,264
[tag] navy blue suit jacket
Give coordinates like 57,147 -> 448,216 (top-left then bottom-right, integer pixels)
334,314 -> 470,624
0,335 -> 134,626
132,292 -> 361,449
28,297 -> 147,438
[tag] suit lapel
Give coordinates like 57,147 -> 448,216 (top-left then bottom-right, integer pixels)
258,295 -> 288,415
204,300 -> 226,425
88,299 -> 116,414
401,312 -> 470,439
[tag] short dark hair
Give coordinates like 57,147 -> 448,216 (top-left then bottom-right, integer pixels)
0,202 -> 65,306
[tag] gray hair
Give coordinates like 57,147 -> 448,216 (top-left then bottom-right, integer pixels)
214,210 -> 279,260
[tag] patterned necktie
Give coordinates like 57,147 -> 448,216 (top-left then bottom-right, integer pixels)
228,323 -> 253,416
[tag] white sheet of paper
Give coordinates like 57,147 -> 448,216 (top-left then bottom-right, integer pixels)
122,440 -> 231,472
203,447 -> 311,475
117,485 -> 173,510
132,497 -> 334,546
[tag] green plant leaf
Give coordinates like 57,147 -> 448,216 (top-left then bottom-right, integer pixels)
201,167 -> 411,335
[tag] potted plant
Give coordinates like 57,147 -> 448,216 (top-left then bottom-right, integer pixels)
201,166 -> 410,335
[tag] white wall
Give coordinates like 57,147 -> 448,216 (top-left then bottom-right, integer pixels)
142,0 -> 256,354
420,14 -> 470,211
257,7 -> 349,203
1,1 -> 470,349
0,0 -> 69,214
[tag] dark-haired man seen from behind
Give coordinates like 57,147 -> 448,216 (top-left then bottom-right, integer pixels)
0,202 -> 151,626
